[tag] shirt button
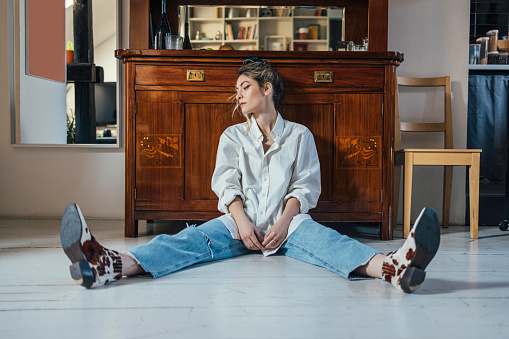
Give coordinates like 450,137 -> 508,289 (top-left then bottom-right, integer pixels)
259,211 -> 263,215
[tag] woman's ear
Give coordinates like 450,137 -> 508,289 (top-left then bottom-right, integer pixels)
263,82 -> 273,96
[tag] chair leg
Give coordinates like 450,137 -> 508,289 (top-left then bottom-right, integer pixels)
403,153 -> 414,238
442,165 -> 453,228
469,154 -> 480,239
393,165 -> 402,232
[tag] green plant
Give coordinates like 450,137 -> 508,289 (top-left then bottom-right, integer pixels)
67,109 -> 76,144
66,41 -> 74,51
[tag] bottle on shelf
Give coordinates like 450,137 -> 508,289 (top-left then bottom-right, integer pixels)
149,13 -> 154,49
154,0 -> 171,49
182,5 -> 192,49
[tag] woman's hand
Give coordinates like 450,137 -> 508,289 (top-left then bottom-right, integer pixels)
228,196 -> 264,251
262,220 -> 289,250
262,197 -> 301,250
237,219 -> 264,251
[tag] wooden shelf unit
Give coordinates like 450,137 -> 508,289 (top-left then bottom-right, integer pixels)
130,0 -> 388,52
186,6 -> 334,51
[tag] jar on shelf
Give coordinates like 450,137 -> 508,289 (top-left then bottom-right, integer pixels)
488,51 -> 499,64
476,37 -> 489,64
487,29 -> 499,52
298,28 -> 309,40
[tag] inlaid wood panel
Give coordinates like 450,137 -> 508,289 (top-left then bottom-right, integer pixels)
135,91 -> 184,210
335,93 -> 383,213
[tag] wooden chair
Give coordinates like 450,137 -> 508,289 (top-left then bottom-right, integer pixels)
393,76 -> 482,239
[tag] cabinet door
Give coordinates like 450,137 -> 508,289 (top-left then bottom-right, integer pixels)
183,93 -> 244,206
135,90 -> 184,210
276,92 -> 383,213
136,90 -> 243,211
280,100 -> 335,202
335,93 -> 384,213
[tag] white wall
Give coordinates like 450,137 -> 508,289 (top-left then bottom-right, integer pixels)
96,34 -> 117,83
0,0 -> 471,224
389,0 -> 470,224
0,0 -> 127,219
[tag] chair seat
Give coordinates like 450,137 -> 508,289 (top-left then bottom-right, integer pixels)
396,149 -> 482,153
395,149 -> 482,166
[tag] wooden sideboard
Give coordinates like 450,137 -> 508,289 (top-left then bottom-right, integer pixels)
116,50 -> 403,239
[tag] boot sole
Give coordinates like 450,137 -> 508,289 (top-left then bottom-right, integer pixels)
60,203 -> 95,288
400,207 -> 441,293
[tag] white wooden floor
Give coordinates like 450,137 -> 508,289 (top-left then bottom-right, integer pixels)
1,218 -> 509,339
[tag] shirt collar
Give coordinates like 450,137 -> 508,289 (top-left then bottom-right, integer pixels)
249,112 -> 285,142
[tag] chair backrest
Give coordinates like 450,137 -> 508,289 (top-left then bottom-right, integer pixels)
395,76 -> 453,151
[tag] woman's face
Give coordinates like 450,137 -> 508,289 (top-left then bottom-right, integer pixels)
236,74 -> 271,114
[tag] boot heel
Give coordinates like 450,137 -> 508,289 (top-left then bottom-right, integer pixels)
400,266 -> 426,293
70,262 -> 95,289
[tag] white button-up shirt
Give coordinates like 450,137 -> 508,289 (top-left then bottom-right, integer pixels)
211,113 -> 321,255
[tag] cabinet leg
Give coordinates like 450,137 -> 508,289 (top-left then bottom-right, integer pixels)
125,218 -> 139,238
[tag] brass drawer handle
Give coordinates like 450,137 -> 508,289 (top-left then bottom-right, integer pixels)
314,71 -> 333,83
187,70 -> 205,82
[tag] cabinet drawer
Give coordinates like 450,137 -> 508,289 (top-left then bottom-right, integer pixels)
136,65 -> 239,87
136,64 -> 385,90
276,66 -> 385,89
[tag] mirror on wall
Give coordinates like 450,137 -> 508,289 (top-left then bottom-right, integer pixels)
176,6 -> 345,52
12,0 -> 120,146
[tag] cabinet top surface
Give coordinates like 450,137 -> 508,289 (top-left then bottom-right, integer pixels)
115,49 -> 404,64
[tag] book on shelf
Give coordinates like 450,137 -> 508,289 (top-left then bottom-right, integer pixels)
246,25 -> 255,40
238,27 -> 246,40
228,24 -> 257,41
225,23 -> 233,40
252,24 -> 258,40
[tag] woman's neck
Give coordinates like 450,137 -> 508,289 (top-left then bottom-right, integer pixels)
253,109 -> 278,136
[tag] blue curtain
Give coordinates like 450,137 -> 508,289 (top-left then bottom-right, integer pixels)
468,74 -> 509,183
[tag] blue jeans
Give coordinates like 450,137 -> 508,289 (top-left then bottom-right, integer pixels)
127,219 -> 380,280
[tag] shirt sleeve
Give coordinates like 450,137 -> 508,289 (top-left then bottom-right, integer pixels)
284,129 -> 321,214
211,131 -> 244,214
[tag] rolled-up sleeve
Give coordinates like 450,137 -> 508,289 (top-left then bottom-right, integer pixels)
284,130 -> 321,213
211,132 -> 244,214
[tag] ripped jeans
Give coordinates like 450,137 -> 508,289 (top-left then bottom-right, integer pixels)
127,218 -> 379,280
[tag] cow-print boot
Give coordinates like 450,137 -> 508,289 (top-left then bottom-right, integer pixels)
382,207 -> 440,293
60,203 -> 123,288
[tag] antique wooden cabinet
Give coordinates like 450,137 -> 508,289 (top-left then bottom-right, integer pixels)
118,0 -> 401,239
117,50 -> 402,239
